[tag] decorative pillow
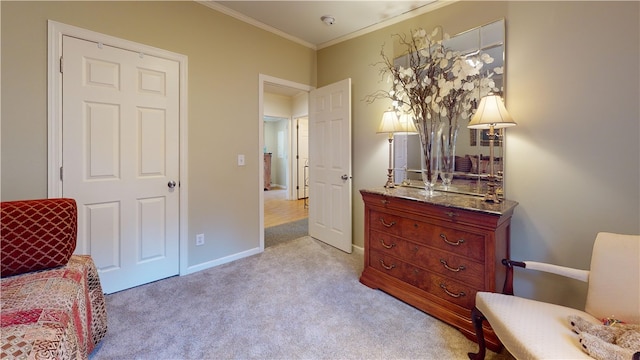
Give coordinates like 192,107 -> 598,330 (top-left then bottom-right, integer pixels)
455,156 -> 472,173
469,155 -> 479,173
1,198 -> 77,277
494,160 -> 504,173
480,159 -> 490,174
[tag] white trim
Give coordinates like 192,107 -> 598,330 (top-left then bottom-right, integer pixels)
47,20 -> 190,276
47,22 -> 63,197
196,0 -> 457,50
197,1 -> 316,50
184,247 -> 262,275
258,74 -> 313,250
185,242 -> 359,276
288,117 -> 296,201
352,244 -> 364,255
290,115 -> 309,201
316,1 -> 456,49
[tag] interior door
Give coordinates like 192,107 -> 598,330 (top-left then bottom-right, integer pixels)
62,35 -> 180,294
308,79 -> 352,253
296,117 -> 309,200
394,134 -> 409,184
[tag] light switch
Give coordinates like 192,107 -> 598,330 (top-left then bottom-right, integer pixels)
238,154 -> 245,166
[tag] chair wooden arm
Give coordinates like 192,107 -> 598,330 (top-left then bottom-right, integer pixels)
500,259 -> 589,295
501,259 -> 525,295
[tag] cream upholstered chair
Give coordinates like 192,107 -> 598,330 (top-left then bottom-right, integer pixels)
468,232 -> 640,360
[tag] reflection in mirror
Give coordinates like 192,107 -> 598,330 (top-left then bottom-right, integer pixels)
394,19 -> 507,197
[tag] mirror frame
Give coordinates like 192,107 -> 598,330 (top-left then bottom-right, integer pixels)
393,19 -> 507,197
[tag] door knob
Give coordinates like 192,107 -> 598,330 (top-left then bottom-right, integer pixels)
341,174 -> 351,180
168,180 -> 177,189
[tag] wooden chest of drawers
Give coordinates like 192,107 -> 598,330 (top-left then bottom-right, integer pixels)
360,187 -> 517,351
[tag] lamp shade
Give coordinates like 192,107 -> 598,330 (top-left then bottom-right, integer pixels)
397,112 -> 418,133
377,108 -> 401,134
467,94 -> 517,129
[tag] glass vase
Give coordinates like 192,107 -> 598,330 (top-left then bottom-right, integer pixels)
418,121 -> 444,195
440,122 -> 459,188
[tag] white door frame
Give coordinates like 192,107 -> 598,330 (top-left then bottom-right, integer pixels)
293,116 -> 309,201
258,74 -> 312,250
47,20 -> 190,275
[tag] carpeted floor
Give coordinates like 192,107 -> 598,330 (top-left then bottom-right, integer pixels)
265,218 -> 308,248
90,236 -> 514,360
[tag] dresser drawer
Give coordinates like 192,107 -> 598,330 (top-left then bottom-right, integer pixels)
422,273 -> 477,309
400,219 -> 485,262
369,230 -> 485,287
369,249 -> 477,309
369,249 -> 423,286
369,209 -> 402,236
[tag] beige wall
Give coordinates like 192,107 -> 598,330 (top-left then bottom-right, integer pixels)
318,1 -> 639,308
0,1 -> 316,267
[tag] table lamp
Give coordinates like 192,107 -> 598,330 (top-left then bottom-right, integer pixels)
467,94 -> 516,203
377,108 -> 401,188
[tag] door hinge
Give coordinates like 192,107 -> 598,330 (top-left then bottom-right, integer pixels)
59,57 -> 64,73
59,166 -> 63,181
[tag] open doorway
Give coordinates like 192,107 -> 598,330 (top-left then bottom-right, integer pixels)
259,75 -> 312,249
263,115 -> 308,202
263,116 -> 289,193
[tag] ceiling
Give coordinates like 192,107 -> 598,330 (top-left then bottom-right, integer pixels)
199,1 -> 448,49
198,1 -> 451,97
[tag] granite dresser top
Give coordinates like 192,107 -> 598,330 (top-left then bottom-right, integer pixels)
361,187 -> 518,216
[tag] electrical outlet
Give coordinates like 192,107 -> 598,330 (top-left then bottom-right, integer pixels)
196,233 -> 205,246
237,154 -> 245,166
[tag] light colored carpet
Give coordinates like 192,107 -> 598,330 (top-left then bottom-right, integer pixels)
90,236 -> 514,359
265,218 -> 308,248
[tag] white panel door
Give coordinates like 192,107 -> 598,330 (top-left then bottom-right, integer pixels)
394,134 -> 409,184
297,117 -> 309,200
308,79 -> 352,253
62,35 -> 180,294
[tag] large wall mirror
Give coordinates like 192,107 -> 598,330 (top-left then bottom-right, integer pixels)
394,19 -> 507,197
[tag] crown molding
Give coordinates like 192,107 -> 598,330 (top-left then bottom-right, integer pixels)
196,0 -> 458,51
196,0 -> 317,49
317,0 -> 457,50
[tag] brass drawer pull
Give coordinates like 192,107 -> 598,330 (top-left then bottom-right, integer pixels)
379,259 -> 396,270
440,233 -> 465,246
379,218 -> 396,228
440,283 -> 466,298
381,199 -> 390,205
440,259 -> 466,272
445,211 -> 458,218
379,239 -> 396,249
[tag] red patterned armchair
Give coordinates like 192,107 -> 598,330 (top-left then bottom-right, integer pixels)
1,198 -> 108,359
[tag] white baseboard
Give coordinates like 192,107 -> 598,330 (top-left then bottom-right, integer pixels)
182,247 -> 262,275
182,241 -> 361,276
352,244 -> 364,254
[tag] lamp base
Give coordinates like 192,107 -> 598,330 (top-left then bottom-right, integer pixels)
483,179 -> 501,203
384,168 -> 395,188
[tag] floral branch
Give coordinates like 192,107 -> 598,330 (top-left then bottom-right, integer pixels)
366,25 -> 500,186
